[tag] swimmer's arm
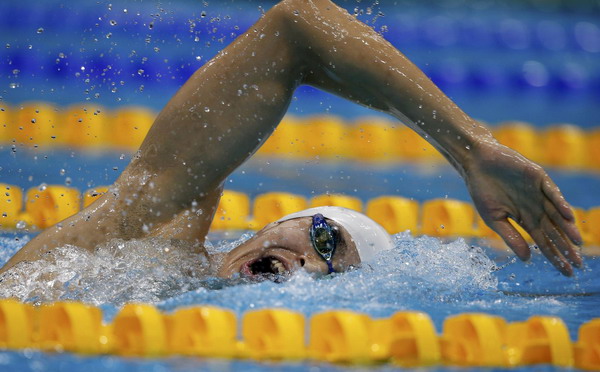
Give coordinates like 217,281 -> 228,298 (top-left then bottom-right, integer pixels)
281,0 -> 582,275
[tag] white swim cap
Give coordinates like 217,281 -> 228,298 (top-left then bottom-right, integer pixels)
276,206 -> 394,262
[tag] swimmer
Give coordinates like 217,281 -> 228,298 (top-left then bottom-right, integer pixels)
0,0 -> 583,279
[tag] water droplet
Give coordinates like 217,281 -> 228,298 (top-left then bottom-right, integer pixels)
201,11 -> 207,18
16,221 -> 26,229
109,20 -> 117,26
30,118 -> 36,124
36,27 -> 44,34
59,169 -> 66,176
137,69 -> 144,75
39,183 -> 47,191
204,107 -> 210,112
106,33 -> 112,39
65,177 -> 72,186
153,47 -> 160,52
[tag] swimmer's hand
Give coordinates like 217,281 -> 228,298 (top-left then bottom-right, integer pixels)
464,142 -> 583,276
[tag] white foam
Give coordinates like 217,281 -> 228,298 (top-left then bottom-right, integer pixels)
0,232 -> 498,310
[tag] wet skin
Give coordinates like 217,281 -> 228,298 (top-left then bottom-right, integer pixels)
1,0 -> 583,277
217,217 -> 360,280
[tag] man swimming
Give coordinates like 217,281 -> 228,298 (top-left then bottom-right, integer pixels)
0,0 -> 583,279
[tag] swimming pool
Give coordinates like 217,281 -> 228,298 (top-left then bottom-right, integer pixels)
1,0 -> 599,370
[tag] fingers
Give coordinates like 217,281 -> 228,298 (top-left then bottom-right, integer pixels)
541,176 -> 575,221
540,216 -> 583,269
492,215 -> 582,276
529,228 -> 574,277
543,198 -> 583,246
490,219 -> 531,262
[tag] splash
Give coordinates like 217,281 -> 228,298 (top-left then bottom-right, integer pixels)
0,237 -> 211,306
158,232 -> 499,318
0,232 -> 497,310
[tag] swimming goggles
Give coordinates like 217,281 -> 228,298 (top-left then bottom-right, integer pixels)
309,214 -> 337,274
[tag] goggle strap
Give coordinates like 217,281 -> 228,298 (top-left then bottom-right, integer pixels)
326,260 -> 335,274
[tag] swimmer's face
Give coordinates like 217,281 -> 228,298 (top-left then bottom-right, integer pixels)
216,217 -> 360,280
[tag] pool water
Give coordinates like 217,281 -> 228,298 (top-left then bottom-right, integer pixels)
0,223 -> 599,371
1,0 -> 599,370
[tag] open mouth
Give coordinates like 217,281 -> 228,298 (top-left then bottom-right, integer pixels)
242,256 -> 290,282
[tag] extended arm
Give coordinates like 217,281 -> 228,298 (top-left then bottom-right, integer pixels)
2,0 -> 582,276
281,0 -> 583,275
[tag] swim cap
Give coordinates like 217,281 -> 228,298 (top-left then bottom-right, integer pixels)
276,206 -> 394,262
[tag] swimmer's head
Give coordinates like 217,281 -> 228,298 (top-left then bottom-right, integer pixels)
216,207 -> 394,281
